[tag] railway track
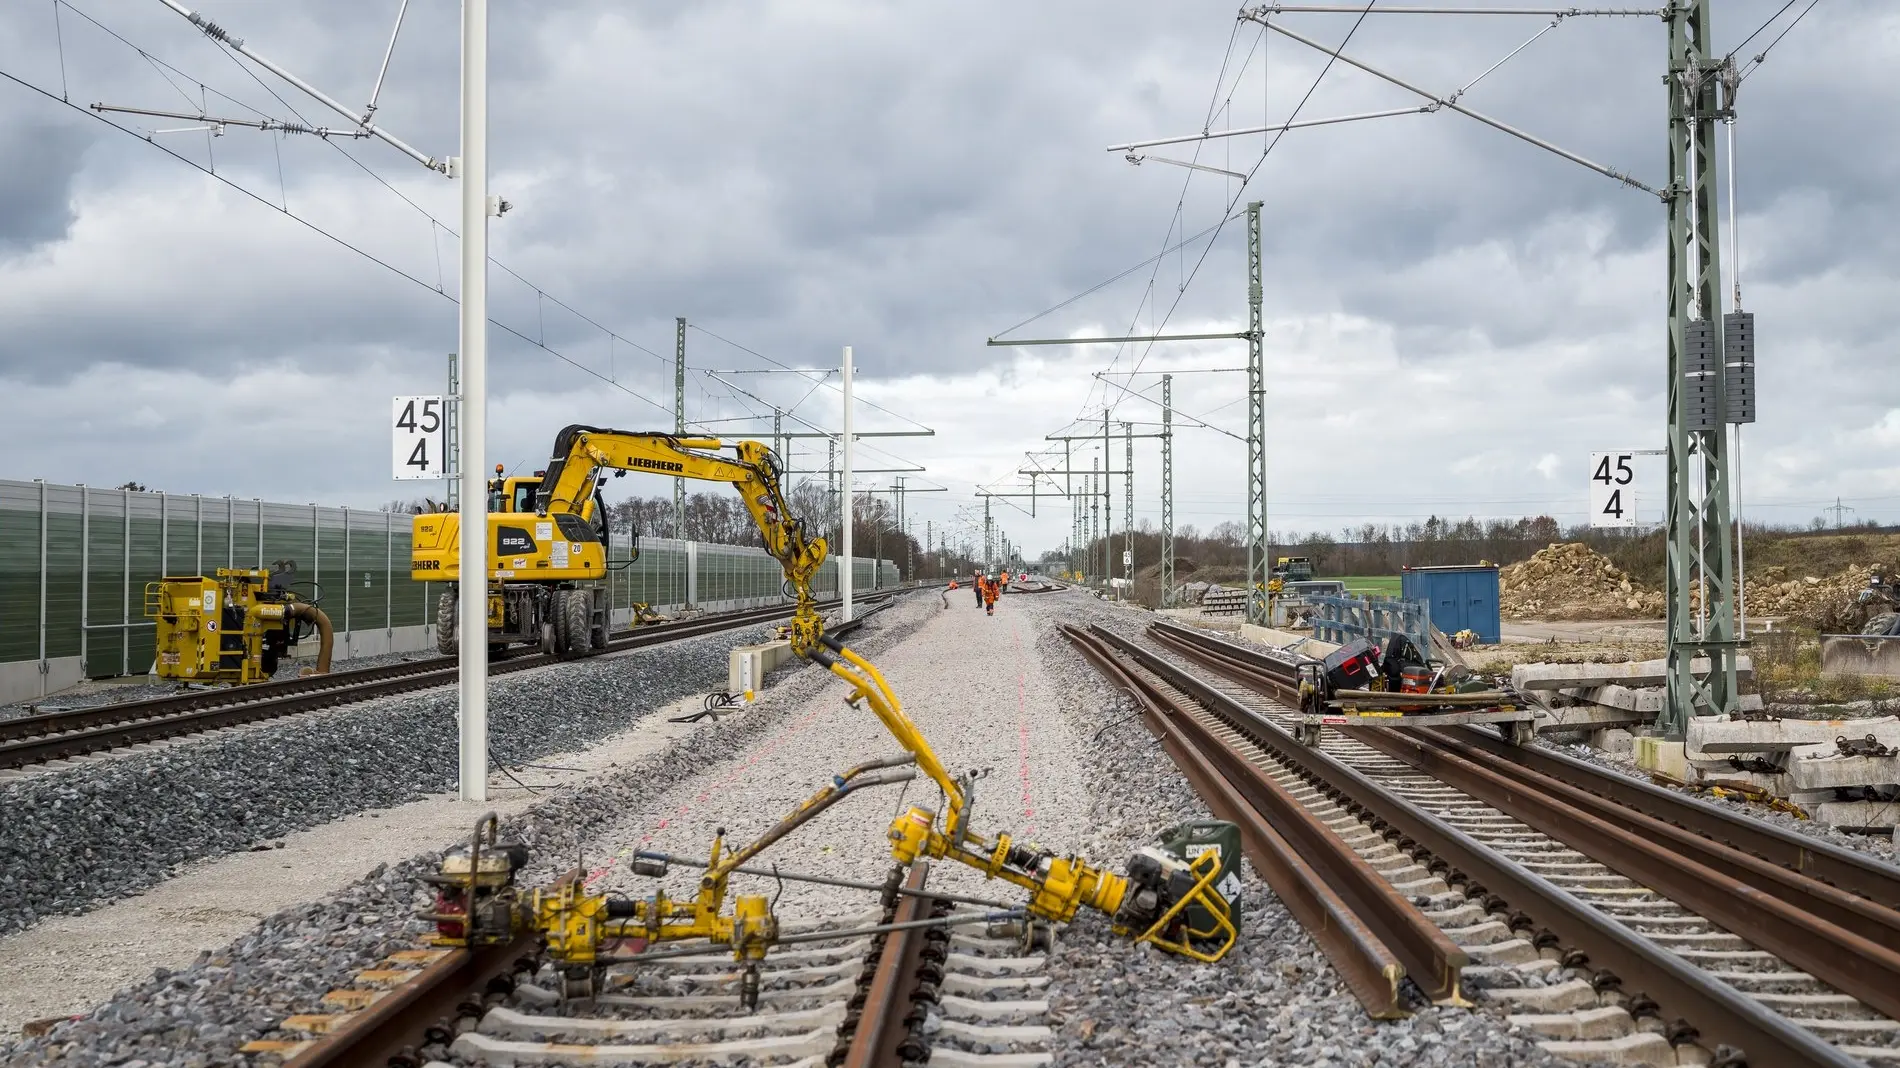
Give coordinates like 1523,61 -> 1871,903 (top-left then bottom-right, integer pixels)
1063,619 -> 1900,1068
247,861 -> 1055,1067
0,594 -> 895,772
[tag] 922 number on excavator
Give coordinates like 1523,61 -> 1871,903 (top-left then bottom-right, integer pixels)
392,396 -> 448,481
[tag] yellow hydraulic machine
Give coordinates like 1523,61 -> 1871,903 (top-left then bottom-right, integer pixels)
412,425 -> 821,658
146,561 -> 332,684
423,429 -> 1236,997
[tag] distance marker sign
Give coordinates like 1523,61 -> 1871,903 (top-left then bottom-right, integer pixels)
391,396 -> 447,481
1588,452 -> 1639,528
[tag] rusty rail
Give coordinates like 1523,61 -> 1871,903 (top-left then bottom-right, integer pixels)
1445,728 -> 1900,912
1152,619 -> 1900,915
1358,726 -> 1900,1024
1088,623 -> 1859,1068
1062,623 -> 1464,1017
841,862 -> 933,1068
283,939 -> 532,1068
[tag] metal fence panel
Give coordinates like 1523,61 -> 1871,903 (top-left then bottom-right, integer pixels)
0,483 -> 44,663
1308,593 -> 1432,655
1,478 -> 892,689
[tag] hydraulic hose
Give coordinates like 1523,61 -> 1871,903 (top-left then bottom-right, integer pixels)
288,603 -> 334,674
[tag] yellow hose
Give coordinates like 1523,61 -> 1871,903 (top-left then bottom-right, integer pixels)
288,603 -> 334,674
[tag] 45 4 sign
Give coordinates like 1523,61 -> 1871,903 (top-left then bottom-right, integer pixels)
391,396 -> 448,481
1589,452 -> 1639,528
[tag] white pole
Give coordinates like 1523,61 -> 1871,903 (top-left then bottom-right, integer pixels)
840,346 -> 854,622
456,0 -> 489,803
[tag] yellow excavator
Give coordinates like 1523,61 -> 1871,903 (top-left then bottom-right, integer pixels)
411,424 -> 825,657
422,428 -> 1237,996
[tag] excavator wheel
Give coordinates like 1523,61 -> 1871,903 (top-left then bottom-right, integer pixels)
560,589 -> 591,660
436,592 -> 457,655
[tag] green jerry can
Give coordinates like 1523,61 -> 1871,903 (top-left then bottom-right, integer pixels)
1160,819 -> 1244,941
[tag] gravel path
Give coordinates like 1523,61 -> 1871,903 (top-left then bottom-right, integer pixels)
0,593 -> 935,1067
513,583 -> 1095,919
1032,595 -> 1581,1068
0,620 -> 796,936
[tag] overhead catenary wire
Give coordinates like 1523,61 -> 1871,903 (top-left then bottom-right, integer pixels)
182,14 -> 678,372
0,63 -> 688,424
1734,0 -> 1822,84
28,1 -> 693,415
687,324 -> 932,433
1088,2 -> 1381,427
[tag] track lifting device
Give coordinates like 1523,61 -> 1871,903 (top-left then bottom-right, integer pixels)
146,561 -> 333,685
422,428 -> 1236,997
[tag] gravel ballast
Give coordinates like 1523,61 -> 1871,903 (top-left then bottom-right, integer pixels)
0,619 -> 797,935
0,593 -> 937,1066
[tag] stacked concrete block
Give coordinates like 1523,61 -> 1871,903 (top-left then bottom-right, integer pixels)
1685,715 -> 1900,831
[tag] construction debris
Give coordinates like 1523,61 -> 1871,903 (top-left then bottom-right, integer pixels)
1499,543 -> 1665,621
1742,563 -> 1898,632
1511,656 -> 1755,692
1681,715 -> 1900,831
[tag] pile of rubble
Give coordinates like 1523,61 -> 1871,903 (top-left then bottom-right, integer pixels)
1499,543 -> 1666,620
1743,563 -> 1895,632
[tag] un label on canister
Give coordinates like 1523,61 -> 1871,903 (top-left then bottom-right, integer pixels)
1162,819 -> 1243,937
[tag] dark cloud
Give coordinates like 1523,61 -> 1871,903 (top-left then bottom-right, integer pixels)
0,0 -> 1894,535
0,119 -> 89,252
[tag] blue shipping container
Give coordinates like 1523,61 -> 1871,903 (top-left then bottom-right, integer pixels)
1401,565 -> 1501,645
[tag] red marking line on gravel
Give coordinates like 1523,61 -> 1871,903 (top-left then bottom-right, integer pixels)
1010,620 -> 1036,837
584,700 -> 832,886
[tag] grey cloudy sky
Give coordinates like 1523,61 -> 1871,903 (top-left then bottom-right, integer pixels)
0,1 -> 1893,558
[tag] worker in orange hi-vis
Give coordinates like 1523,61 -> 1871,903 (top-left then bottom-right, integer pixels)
982,575 -> 998,616
973,570 -> 985,608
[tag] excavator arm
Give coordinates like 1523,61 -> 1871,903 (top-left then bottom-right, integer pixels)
532,425 -> 829,653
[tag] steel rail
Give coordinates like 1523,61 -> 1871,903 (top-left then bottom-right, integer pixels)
1357,726 -> 1900,1023
1151,619 -> 1900,915
1448,727 -> 1900,912
283,867 -> 583,1068
2,595 -> 894,770
1088,624 -> 1858,1068
840,861 -> 933,1068
1061,624 -> 1429,1017
283,938 -> 531,1068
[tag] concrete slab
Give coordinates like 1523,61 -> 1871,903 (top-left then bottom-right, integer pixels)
1537,703 -> 1647,732
1789,753 -> 1900,791
1513,657 -> 1753,692
726,640 -> 792,697
1561,685 -> 1662,713
1809,800 -> 1900,829
1634,737 -> 1688,780
1238,623 -> 1335,657
1687,716 -> 1900,756
1588,728 -> 1636,758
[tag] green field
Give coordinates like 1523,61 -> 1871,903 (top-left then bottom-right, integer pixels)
1338,575 -> 1401,597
